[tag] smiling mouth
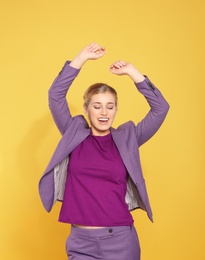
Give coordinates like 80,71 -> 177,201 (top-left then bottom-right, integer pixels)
98,117 -> 109,123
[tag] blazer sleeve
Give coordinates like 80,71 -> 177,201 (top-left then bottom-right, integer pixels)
134,77 -> 170,147
48,61 -> 81,135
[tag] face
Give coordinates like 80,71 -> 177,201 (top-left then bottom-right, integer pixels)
84,92 -> 117,136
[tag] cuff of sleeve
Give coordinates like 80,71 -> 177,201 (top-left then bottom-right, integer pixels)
135,76 -> 156,91
59,60 -> 81,76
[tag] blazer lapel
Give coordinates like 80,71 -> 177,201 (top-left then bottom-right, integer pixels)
111,128 -> 134,179
44,127 -> 90,175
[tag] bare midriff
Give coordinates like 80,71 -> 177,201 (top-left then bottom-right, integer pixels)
73,224 -> 105,229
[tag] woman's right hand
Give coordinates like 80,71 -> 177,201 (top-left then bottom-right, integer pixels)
70,43 -> 106,69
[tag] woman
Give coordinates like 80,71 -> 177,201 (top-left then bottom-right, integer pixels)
39,43 -> 169,259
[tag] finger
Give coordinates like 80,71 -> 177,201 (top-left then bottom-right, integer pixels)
110,64 -> 117,70
87,43 -> 96,52
116,60 -> 125,67
88,42 -> 96,49
110,61 -> 125,69
111,60 -> 125,67
89,44 -> 105,53
93,47 -> 105,54
88,43 -> 99,52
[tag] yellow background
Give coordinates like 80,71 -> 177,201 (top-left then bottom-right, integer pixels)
1,0 -> 204,259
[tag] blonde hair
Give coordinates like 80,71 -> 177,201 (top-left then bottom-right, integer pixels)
83,83 -> 118,108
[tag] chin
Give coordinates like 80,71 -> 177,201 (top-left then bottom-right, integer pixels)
92,127 -> 110,136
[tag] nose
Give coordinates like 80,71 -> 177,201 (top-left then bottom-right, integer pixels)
100,107 -> 107,115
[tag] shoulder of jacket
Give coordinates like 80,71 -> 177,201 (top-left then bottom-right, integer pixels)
73,115 -> 89,128
117,120 -> 135,130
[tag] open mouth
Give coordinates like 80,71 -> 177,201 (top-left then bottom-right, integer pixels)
98,117 -> 109,123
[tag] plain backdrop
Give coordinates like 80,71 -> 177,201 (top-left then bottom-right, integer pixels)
0,0 -> 204,259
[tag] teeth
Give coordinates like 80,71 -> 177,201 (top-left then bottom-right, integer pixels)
99,118 -> 108,121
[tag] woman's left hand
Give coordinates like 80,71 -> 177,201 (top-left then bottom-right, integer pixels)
110,60 -> 145,83
109,60 -> 130,75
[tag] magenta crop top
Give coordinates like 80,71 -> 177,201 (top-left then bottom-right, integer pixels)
58,133 -> 133,226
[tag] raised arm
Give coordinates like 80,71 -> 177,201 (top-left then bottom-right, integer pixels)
69,43 -> 106,69
48,43 -> 106,135
110,60 -> 169,146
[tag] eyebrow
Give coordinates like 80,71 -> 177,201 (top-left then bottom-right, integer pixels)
92,102 -> 115,105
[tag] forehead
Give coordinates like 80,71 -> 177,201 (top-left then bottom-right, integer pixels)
90,92 -> 116,103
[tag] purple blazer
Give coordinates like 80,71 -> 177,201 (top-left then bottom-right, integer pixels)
38,61 -> 169,222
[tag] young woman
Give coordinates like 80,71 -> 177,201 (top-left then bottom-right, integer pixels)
39,43 -> 169,259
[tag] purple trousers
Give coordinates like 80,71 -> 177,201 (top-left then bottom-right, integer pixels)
66,225 -> 140,260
